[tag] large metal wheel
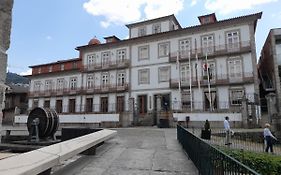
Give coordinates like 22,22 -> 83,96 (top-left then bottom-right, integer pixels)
27,107 -> 59,139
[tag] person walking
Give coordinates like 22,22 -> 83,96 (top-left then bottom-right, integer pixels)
224,116 -> 232,145
264,123 -> 277,153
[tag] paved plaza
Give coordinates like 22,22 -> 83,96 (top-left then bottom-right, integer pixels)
53,127 -> 198,175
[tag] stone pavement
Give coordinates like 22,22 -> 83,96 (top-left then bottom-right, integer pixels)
53,127 -> 198,175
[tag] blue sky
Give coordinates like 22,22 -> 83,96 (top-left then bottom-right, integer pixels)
7,0 -> 281,75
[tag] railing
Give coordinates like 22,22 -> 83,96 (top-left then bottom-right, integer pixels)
83,59 -> 130,72
172,101 -> 242,113
169,41 -> 251,62
170,72 -> 254,88
28,84 -> 129,97
82,83 -> 129,94
28,88 -> 83,97
177,125 -> 260,175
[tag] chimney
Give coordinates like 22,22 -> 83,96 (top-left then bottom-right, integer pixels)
104,35 -> 120,43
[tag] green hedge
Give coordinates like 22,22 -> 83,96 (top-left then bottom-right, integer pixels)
220,148 -> 281,175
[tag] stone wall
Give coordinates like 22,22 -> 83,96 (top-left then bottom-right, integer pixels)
0,0 -> 13,142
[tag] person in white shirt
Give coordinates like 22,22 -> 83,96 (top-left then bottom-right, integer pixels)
224,116 -> 232,145
264,123 -> 277,153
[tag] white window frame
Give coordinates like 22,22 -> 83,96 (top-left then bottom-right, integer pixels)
138,45 -> 149,60
117,49 -> 126,63
48,66 -> 52,72
45,80 -> 52,91
101,72 -> 109,87
158,42 -> 170,57
34,81 -> 41,91
117,72 -> 126,86
230,89 -> 244,105
138,26 -> 146,37
102,51 -> 111,67
70,77 -> 77,90
202,61 -> 216,81
60,64 -> 64,71
138,69 -> 150,84
56,78 -> 64,90
228,58 -> 242,80
158,66 -> 170,82
202,35 -> 214,55
87,54 -> 96,67
152,23 -> 161,34
180,64 -> 191,84
87,74 -> 95,89
226,31 -> 240,51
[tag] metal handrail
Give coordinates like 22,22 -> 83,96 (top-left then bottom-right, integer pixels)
177,125 -> 260,175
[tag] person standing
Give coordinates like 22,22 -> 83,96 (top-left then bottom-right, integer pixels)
224,116 -> 232,145
264,123 -> 277,153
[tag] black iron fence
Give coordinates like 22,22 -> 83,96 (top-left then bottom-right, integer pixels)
177,125 -> 260,175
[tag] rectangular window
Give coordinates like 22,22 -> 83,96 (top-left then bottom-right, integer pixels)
44,100 -> 50,108
202,61 -> 216,80
69,99 -> 76,113
56,100 -> 63,113
72,62 -> 77,69
33,99 -> 39,108
180,64 -> 191,84
138,45 -> 149,60
101,73 -> 109,87
159,66 -> 170,82
117,72 -> 126,86
182,90 -> 192,110
57,78 -> 64,90
87,74 -> 95,89
158,42 -> 170,57
34,81 -> 41,92
138,69 -> 150,84
138,26 -> 146,37
48,66 -> 52,72
227,31 -> 240,51
38,68 -> 41,74
228,58 -> 242,80
117,49 -> 126,63
87,53 -> 96,68
138,95 -> 147,114
45,80 -> 52,91
100,97 -> 108,112
152,23 -> 161,34
230,89 -> 244,105
102,51 -> 111,67
70,77 -> 77,90
60,64 -> 64,71
202,35 -> 214,55
86,98 -> 93,112
116,96 -> 125,112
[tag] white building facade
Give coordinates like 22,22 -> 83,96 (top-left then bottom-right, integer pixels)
27,13 -> 262,127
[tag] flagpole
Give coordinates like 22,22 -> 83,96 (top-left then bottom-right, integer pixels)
188,50 -> 193,111
177,51 -> 181,108
205,51 -> 212,111
195,39 -> 201,91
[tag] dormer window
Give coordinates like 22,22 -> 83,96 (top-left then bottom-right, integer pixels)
138,26 -> 146,37
48,66 -> 52,72
152,23 -> 161,34
60,64 -> 64,71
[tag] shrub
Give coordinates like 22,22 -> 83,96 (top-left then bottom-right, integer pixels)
220,147 -> 281,175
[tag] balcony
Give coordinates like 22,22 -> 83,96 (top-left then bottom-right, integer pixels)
82,83 -> 129,94
28,88 -> 82,98
169,41 -> 251,62
83,59 -> 130,72
170,72 -> 254,88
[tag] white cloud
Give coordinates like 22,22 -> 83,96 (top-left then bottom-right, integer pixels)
46,36 -> 52,40
20,69 -> 32,76
83,0 -> 184,28
205,0 -> 277,14
191,0 -> 198,6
